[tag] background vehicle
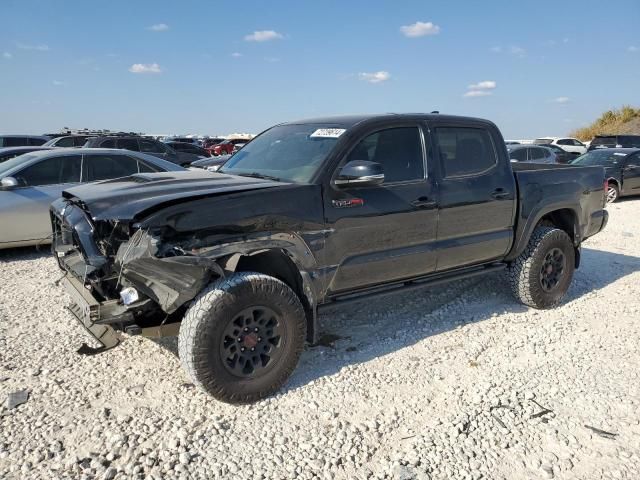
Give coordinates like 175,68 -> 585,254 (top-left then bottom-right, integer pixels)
43,135 -> 93,148
587,134 -> 640,151
534,137 -> 587,155
0,135 -> 50,147
571,148 -> 640,202
0,146 -> 53,163
163,136 -> 199,145
544,144 -> 576,164
165,141 -> 211,157
0,149 -> 185,249
189,154 -> 231,171
84,135 -> 200,166
507,144 -> 557,164
212,138 -> 248,156
52,113 -> 608,404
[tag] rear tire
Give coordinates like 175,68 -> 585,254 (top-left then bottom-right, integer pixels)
178,272 -> 306,404
507,226 -> 575,309
606,182 -> 619,203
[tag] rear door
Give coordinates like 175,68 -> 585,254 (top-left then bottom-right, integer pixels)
622,152 -> 640,194
431,123 -> 516,271
323,123 -> 439,293
0,155 -> 82,243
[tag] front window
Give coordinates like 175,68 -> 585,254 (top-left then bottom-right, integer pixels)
220,124 -> 344,183
571,150 -> 625,166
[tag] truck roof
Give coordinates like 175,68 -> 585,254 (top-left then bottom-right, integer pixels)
280,113 -> 494,128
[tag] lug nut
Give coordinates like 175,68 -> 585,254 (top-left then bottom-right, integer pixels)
237,337 -> 242,342
254,327 -> 259,332
241,347 -> 245,352
257,337 -> 262,342
251,347 -> 255,351
244,327 -> 249,332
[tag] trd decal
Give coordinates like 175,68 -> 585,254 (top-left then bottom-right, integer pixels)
332,198 -> 364,208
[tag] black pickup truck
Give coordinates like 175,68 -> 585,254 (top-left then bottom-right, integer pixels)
50,114 -> 608,403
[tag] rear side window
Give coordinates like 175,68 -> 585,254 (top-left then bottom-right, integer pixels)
139,139 -> 165,154
530,148 -> 545,160
619,136 -> 640,147
55,137 -> 75,147
435,127 -> 497,177
15,155 -> 82,186
591,136 -> 616,146
84,154 -> 139,181
556,139 -> 570,145
3,137 -> 29,147
29,137 -> 47,146
346,127 -> 424,183
138,161 -> 159,173
99,138 -> 116,148
508,148 -> 526,161
117,138 -> 140,151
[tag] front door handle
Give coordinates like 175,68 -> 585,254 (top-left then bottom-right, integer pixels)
411,196 -> 437,209
491,188 -> 510,199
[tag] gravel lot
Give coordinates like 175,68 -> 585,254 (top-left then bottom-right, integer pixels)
1,199 -> 639,480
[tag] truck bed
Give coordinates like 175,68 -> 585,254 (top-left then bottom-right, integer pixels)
507,162 -> 606,260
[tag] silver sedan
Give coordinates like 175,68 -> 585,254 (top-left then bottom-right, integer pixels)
0,148 -> 185,249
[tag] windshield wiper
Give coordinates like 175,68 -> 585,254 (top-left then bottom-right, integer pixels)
235,172 -> 282,182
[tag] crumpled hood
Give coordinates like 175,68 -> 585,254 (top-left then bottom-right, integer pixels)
62,170 -> 289,221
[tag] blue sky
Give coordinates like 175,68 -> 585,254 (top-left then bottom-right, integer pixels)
1,0 -> 639,138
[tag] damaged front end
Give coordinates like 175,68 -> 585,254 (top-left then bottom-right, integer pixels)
51,198 -> 221,351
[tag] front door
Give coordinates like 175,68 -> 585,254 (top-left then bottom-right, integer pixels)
0,155 -> 82,244
323,125 -> 439,294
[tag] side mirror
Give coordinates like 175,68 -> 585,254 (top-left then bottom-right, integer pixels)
0,177 -> 19,190
335,160 -> 384,187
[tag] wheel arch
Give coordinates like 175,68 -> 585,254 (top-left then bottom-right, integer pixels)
229,248 -> 318,344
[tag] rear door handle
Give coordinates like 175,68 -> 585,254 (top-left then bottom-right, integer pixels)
411,196 -> 437,209
491,188 -> 510,199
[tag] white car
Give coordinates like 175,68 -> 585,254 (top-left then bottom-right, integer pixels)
533,137 -> 587,155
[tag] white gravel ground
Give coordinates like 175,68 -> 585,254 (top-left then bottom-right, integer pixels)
1,199 -> 639,480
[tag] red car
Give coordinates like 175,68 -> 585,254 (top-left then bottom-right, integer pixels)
212,138 -> 248,156
202,138 -> 225,156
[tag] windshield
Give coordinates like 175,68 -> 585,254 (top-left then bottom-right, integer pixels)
571,150 -> 625,166
220,124 -> 344,183
0,153 -> 38,177
591,136 -> 616,146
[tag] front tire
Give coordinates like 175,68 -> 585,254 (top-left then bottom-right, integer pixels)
179,272 -> 306,404
507,226 -> 575,309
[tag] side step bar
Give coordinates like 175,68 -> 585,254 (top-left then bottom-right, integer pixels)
319,263 -> 506,310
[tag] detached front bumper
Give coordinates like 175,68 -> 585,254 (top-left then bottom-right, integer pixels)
63,273 -> 122,349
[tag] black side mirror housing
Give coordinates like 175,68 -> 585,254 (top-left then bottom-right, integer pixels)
335,160 -> 384,187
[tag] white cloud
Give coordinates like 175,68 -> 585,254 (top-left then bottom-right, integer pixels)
244,30 -> 283,42
147,23 -> 169,32
463,90 -> 492,98
628,46 -> 639,53
16,43 -> 49,51
509,45 -> 526,57
467,80 -> 496,90
2,52 -> 12,59
400,21 -> 440,38
464,80 -> 496,98
553,96 -> 570,104
358,71 -> 391,84
129,63 -> 162,74
52,80 -> 65,86
231,52 -> 243,58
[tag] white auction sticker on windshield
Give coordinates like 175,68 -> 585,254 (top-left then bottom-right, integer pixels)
310,128 -> 346,138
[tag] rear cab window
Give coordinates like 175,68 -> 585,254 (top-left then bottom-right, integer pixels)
435,127 -> 497,177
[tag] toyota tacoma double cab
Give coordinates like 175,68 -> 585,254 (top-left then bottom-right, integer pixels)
50,114 -> 609,403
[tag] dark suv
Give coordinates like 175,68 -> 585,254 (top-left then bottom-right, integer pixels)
43,135 -> 94,148
0,135 -> 50,147
84,136 -> 200,166
588,134 -> 640,151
